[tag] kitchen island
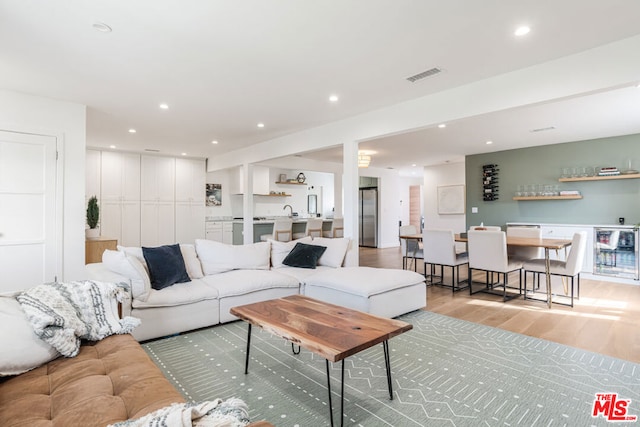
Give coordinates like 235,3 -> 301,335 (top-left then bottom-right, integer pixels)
206,217 -> 333,244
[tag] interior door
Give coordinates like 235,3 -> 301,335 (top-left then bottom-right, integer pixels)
0,130 -> 58,293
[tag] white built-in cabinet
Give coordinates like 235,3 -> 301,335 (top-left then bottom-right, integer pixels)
141,156 -> 176,246
175,158 -> 206,244
90,151 -> 206,248
205,221 -> 233,244
100,151 -> 141,247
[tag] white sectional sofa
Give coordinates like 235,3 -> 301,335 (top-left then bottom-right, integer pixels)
86,237 -> 427,341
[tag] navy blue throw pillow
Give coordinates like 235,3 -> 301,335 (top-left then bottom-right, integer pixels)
282,243 -> 327,269
142,244 -> 191,290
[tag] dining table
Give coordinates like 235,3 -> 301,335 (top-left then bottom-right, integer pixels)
455,234 -> 572,308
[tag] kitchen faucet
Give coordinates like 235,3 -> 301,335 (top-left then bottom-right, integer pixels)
283,204 -> 293,218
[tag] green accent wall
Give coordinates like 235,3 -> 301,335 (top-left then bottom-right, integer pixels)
465,134 -> 640,227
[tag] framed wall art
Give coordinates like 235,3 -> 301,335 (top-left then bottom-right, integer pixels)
206,183 -> 222,206
437,185 -> 465,215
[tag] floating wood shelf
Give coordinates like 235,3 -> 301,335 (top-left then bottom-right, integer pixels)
513,195 -> 582,201
558,173 -> 640,182
275,181 -> 307,185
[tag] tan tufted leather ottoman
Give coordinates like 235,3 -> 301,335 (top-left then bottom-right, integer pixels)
0,334 -> 184,426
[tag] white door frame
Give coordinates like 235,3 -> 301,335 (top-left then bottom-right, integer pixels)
0,126 -> 64,286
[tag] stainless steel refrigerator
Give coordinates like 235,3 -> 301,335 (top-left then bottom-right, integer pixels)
359,188 -> 378,247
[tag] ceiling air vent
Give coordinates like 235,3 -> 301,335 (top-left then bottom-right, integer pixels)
406,67 -> 442,83
144,148 -> 160,152
530,126 -> 556,133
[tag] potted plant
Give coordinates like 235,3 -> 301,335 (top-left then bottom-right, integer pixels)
86,195 -> 100,238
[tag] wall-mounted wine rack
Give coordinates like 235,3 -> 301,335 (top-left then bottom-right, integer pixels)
482,164 -> 499,201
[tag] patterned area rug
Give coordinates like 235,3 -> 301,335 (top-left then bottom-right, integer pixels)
143,310 -> 640,426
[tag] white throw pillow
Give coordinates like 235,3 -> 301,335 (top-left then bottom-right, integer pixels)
195,240 -> 271,275
310,237 -> 350,268
269,236 -> 313,268
0,296 -> 59,376
103,249 -> 152,301
117,245 -> 149,274
179,244 -> 204,279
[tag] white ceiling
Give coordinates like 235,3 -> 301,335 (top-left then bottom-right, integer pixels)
2,1 -> 640,173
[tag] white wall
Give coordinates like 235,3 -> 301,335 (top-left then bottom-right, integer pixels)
205,167 -> 335,219
0,89 -> 86,281
423,162 -> 466,232
205,169 -> 235,218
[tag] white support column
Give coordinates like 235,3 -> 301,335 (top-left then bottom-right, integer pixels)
333,172 -> 343,217
343,140 -> 359,265
242,163 -> 254,244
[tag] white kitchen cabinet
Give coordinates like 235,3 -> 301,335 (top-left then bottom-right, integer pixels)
140,156 -> 176,246
176,202 -> 205,244
205,221 -> 223,242
228,165 -> 270,195
223,222 -> 233,244
100,151 -> 141,246
101,199 -> 141,247
101,151 -> 140,202
141,155 -> 175,202
176,158 -> 206,202
205,221 -> 232,243
141,200 -> 175,246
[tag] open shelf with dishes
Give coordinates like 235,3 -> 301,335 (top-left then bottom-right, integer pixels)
513,195 -> 583,201
558,173 -> 640,182
275,181 -> 306,185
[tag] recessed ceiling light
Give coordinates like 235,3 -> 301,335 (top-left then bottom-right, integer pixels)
412,164 -> 417,167
636,83 -> 640,88
211,140 -> 218,144
128,129 -> 136,133
486,140 -> 493,145
329,94 -> 339,102
257,123 -> 265,128
159,103 -> 169,110
92,22 -> 112,33
109,145 -> 116,149
181,152 -> 187,156
438,124 -> 446,128
515,26 -> 530,36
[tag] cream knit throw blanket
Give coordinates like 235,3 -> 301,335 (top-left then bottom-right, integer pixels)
17,280 -> 141,357
108,398 -> 250,427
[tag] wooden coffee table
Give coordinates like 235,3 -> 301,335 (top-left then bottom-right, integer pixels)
230,295 -> 413,427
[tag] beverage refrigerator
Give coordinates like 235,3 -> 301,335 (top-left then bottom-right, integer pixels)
593,227 -> 639,280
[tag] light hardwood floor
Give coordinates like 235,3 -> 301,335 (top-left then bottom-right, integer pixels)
360,246 -> 640,363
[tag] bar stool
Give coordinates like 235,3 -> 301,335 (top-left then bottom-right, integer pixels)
292,218 -> 324,239
260,219 -> 293,242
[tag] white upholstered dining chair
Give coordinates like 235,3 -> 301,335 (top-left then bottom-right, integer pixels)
506,226 -> 542,262
400,224 -> 423,271
467,229 -> 523,301
522,231 -> 587,307
423,229 -> 468,292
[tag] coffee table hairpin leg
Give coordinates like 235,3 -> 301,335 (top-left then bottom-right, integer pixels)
244,324 -> 252,375
292,343 -> 301,355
